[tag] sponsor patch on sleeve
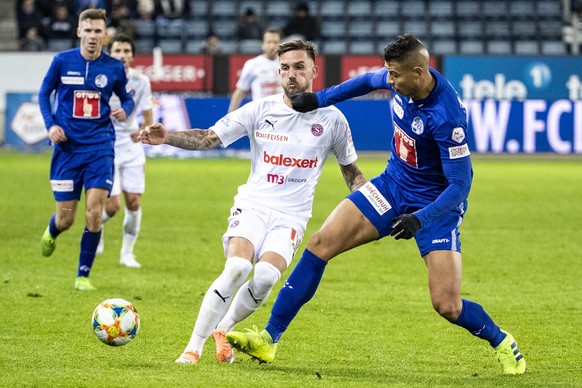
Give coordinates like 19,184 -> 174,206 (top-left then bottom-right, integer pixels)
61,76 -> 84,85
448,143 -> 470,159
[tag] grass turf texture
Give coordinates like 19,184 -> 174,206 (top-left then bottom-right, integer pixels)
1,150 -> 581,387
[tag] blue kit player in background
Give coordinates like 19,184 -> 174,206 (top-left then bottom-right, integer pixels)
227,34 -> 526,375
38,8 -> 135,291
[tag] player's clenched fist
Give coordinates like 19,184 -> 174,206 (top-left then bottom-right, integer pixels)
138,123 -> 167,145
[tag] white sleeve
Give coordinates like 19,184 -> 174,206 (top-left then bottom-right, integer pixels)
235,59 -> 255,91
331,113 -> 358,166
210,104 -> 256,147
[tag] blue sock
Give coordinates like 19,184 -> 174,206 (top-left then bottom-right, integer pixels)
77,228 -> 101,278
48,214 -> 62,238
265,249 -> 327,343
453,299 -> 506,347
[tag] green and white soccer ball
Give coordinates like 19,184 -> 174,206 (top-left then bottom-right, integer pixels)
91,298 -> 140,346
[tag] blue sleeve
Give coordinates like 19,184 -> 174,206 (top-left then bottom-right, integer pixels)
38,57 -> 59,130
316,68 -> 389,107
413,157 -> 472,227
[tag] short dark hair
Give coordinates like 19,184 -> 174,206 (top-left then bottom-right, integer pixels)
78,8 -> 107,26
276,40 -> 317,62
383,34 -> 426,63
264,27 -> 282,39
108,33 -> 135,56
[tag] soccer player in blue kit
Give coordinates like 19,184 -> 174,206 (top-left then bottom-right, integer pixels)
227,34 -> 526,375
38,8 -> 135,291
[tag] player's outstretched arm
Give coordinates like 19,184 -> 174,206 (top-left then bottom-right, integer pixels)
339,162 -> 367,192
139,123 -> 222,150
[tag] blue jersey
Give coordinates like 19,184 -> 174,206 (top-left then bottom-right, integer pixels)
316,67 -> 472,227
39,48 -> 135,153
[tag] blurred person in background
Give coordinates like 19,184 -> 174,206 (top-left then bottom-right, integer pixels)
19,26 -> 47,51
97,33 -> 154,268
236,7 -> 265,41
45,4 -> 77,44
227,27 -> 283,113
17,0 -> 46,41
38,9 -> 134,291
282,2 -> 320,42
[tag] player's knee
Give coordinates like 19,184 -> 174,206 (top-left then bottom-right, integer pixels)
125,196 -> 140,211
222,256 -> 253,285
431,298 -> 462,322
57,216 -> 74,231
106,201 -> 120,217
251,261 -> 281,297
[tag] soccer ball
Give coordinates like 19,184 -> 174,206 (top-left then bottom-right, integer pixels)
91,298 -> 140,346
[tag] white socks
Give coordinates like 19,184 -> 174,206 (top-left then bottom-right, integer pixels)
121,207 -> 141,255
186,257 -> 253,355
217,261 -> 281,333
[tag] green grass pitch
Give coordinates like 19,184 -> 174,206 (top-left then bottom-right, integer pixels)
1,150 -> 581,387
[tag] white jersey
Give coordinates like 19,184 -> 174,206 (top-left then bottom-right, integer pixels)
211,94 -> 357,219
236,55 -> 283,100
110,67 -> 153,166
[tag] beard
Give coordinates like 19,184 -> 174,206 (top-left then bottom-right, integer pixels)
283,81 -> 308,99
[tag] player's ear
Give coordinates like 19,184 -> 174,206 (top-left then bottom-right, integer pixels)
311,65 -> 319,80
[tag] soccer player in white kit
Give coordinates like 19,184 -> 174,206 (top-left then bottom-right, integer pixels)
99,34 -> 154,268
227,27 -> 283,113
139,40 -> 367,365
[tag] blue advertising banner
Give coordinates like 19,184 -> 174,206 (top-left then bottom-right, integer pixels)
4,92 -> 49,151
466,99 -> 582,153
444,56 -> 582,101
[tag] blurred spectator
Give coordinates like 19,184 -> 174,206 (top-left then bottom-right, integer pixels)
201,32 -> 222,55
153,0 -> 190,22
77,0 -> 107,13
46,4 -> 77,42
106,0 -> 138,38
35,0 -> 76,19
136,0 -> 154,19
19,26 -> 47,51
17,0 -> 46,40
236,8 -> 265,41
282,2 -> 320,42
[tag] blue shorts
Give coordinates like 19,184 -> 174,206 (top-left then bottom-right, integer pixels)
347,174 -> 466,256
49,149 -> 114,201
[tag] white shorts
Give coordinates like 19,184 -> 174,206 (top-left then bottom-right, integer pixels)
221,205 -> 306,266
110,163 -> 145,196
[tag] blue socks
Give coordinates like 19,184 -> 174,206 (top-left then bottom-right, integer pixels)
77,228 -> 101,278
453,299 -> 506,347
265,249 -> 327,343
48,214 -> 62,239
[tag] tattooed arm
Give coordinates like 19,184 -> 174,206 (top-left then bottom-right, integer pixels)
138,123 -> 222,150
339,162 -> 367,192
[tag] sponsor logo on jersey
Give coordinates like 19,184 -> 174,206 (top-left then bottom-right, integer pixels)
61,76 -> 84,85
220,117 -> 232,127
393,100 -> 404,119
393,124 -> 418,168
263,151 -> 318,168
358,182 -> 392,215
267,173 -> 286,184
432,238 -> 450,244
50,179 -> 74,192
394,94 -> 402,105
256,131 -> 289,142
95,74 -> 108,88
290,228 -> 302,255
448,143 -> 470,159
411,116 -> 424,135
66,71 -> 81,76
73,90 -> 101,119
311,123 -> 323,136
229,220 -> 240,228
265,119 -> 277,130
452,127 -> 465,143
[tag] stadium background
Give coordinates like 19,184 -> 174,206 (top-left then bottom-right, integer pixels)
1,0 -> 580,155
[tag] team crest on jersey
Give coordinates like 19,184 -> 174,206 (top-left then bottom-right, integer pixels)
73,90 -> 101,119
95,74 -> 108,88
452,127 -> 465,143
311,123 -> 323,136
411,116 -> 424,135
